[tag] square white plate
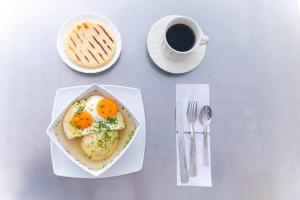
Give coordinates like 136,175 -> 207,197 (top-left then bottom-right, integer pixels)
50,85 -> 146,178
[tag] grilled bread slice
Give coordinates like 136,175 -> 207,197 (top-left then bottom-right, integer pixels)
64,21 -> 116,68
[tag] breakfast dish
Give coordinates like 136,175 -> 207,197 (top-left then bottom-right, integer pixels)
64,22 -> 116,68
147,15 -> 207,74
54,93 -> 136,168
47,84 -> 141,176
57,13 -> 122,73
50,85 -> 145,178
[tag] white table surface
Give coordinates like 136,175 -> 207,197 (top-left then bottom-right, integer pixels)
0,0 -> 300,199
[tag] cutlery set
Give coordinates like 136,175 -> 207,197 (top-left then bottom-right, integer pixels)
178,101 -> 213,183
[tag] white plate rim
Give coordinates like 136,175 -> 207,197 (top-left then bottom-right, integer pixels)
57,12 -> 122,73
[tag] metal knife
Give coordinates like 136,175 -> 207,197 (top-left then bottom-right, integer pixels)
176,98 -> 189,183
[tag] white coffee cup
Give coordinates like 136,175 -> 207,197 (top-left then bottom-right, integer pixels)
162,16 -> 209,61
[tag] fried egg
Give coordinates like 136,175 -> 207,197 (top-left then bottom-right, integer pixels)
63,95 -> 125,139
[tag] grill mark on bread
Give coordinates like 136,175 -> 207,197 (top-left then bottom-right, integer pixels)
98,52 -> 104,61
84,55 -> 90,62
87,49 -> 99,63
68,46 -> 81,61
101,39 -> 111,50
70,37 -> 76,47
106,45 -> 111,50
97,24 -> 114,43
92,36 -> 108,55
89,41 -> 95,49
75,54 -> 81,61
93,27 -> 100,35
77,48 -> 90,63
75,32 -> 83,43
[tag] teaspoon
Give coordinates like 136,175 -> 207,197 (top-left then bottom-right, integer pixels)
199,105 -> 213,166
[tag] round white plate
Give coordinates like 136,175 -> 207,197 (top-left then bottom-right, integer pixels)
147,15 -> 207,74
50,85 -> 146,178
57,13 -> 122,73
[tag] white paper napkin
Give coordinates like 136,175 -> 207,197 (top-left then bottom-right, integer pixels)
176,84 -> 212,187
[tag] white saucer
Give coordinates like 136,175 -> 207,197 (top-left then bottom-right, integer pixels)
50,85 -> 146,178
147,15 -> 207,74
57,13 -> 122,73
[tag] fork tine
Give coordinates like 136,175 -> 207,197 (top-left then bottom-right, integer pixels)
196,102 -> 198,119
187,102 -> 190,119
192,101 -> 197,120
187,101 -> 198,122
186,102 -> 191,117
191,101 -> 195,116
189,102 -> 193,119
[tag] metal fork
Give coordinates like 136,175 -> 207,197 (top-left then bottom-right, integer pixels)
186,101 -> 198,176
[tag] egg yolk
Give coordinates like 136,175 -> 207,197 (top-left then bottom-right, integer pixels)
72,111 -> 93,129
97,98 -> 118,118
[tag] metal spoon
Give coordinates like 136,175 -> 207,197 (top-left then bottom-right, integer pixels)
199,105 -> 213,166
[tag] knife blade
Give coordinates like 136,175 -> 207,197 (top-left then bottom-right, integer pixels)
176,97 -> 189,183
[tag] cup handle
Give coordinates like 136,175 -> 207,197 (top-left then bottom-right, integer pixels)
200,35 -> 209,45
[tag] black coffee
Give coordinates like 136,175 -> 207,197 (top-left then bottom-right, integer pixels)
166,24 -> 195,52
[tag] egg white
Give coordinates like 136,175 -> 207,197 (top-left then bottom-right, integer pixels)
63,95 -> 125,139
